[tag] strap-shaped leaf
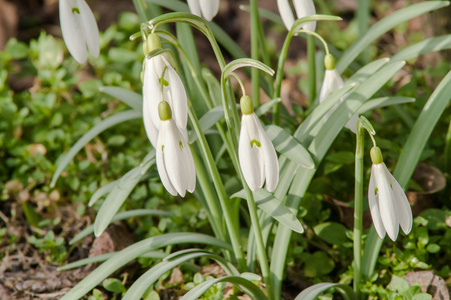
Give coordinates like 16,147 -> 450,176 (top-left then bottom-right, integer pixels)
337,1 -> 450,72
88,180 -> 117,207
188,105 -> 224,143
60,233 -> 232,300
50,110 -> 142,187
295,282 -> 357,300
232,189 -> 304,234
255,98 -> 281,116
357,96 -> 415,113
123,250 -> 239,300
70,209 -> 173,245
180,275 -> 268,300
392,34 -> 451,62
265,125 -> 314,169
100,86 -> 142,111
94,152 -> 155,237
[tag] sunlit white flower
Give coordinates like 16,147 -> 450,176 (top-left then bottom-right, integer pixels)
319,54 -> 358,133
277,0 -> 316,32
59,0 -> 100,64
142,54 -> 188,147
156,101 -> 196,197
368,147 -> 412,241
187,0 -> 220,21
238,96 -> 279,192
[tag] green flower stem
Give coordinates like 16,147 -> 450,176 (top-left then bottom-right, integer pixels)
188,105 -> 247,271
250,0 -> 261,107
272,28 -> 295,125
307,35 -> 316,106
220,80 -> 273,300
353,122 -> 364,299
191,148 -> 226,243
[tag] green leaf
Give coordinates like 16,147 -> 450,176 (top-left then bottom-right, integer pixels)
313,222 -> 350,245
88,180 -> 117,207
123,250 -> 239,300
265,125 -> 314,169
304,252 -> 335,277
60,233 -> 232,300
70,209 -> 174,245
391,34 -> 451,63
94,153 -> 155,237
326,151 -> 355,164
295,282 -> 356,300
412,294 -> 433,300
232,189 -> 304,234
358,97 -> 415,114
103,278 -> 126,293
389,275 -> 410,294
50,110 -> 142,187
337,1 -> 450,72
394,70 -> 451,187
100,86 -> 143,111
419,209 -> 447,230
361,226 -> 384,279
189,105 -> 224,143
180,275 -> 268,300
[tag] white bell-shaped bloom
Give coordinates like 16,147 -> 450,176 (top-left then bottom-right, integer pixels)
156,101 -> 196,197
143,54 -> 188,147
238,96 -> 279,192
319,54 -> 358,133
368,147 -> 412,241
277,0 -> 316,32
187,0 -> 220,21
59,0 -> 100,64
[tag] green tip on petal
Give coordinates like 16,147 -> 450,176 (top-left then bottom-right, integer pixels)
370,147 -> 383,165
72,7 -> 80,14
158,101 -> 172,121
240,95 -> 254,115
324,54 -> 335,70
146,33 -> 161,53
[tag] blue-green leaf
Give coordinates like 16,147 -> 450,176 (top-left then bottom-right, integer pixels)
100,86 -> 142,111
295,282 -> 356,300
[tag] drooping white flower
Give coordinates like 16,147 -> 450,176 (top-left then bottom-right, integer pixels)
142,54 -> 188,147
277,0 -> 316,32
238,96 -> 279,192
187,0 -> 220,21
368,147 -> 413,241
156,101 -> 196,197
59,0 -> 100,64
319,54 -> 358,133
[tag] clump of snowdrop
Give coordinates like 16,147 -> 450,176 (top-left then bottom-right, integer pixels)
59,0 -> 100,64
319,54 -> 358,132
277,0 -> 316,31
187,0 -> 220,21
238,95 -> 279,192
368,146 -> 413,241
142,33 -> 196,196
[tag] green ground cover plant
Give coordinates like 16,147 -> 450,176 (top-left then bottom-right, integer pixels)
1,0 -> 451,299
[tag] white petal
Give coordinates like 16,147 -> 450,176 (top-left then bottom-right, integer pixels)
277,0 -> 295,30
239,116 -> 263,191
160,120 -> 196,197
77,0 -> 99,58
187,0 -> 202,17
143,93 -> 159,147
253,114 -> 279,192
374,163 -> 399,241
143,56 -> 163,129
156,129 -> 177,196
319,69 -> 344,103
166,66 -> 188,130
60,0 -> 88,63
387,170 -> 413,235
293,0 -> 317,32
368,165 -> 386,239
199,0 -> 220,21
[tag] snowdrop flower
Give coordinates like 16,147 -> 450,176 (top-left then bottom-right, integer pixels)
238,95 -> 279,192
319,54 -> 358,133
155,101 -> 196,197
59,0 -> 100,64
277,0 -> 316,32
142,34 -> 188,147
187,0 -> 220,21
368,147 -> 413,241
